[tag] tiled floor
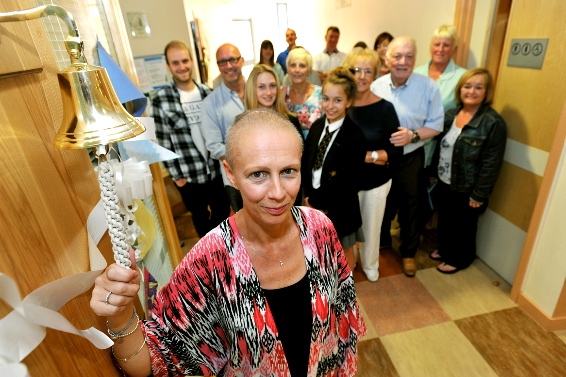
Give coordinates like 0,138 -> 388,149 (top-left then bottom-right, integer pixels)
174,212 -> 566,376
353,233 -> 566,376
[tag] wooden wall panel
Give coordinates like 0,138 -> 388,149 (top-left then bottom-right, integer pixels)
493,0 -> 566,152
0,0 -> 42,77
489,161 -> 543,232
453,0 -> 476,67
485,0 -> 512,86
0,0 -> 120,375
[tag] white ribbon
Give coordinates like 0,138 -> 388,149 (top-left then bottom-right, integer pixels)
113,158 -> 153,207
0,201 -> 113,376
111,158 -> 152,264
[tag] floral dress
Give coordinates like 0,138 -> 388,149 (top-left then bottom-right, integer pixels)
283,85 -> 323,138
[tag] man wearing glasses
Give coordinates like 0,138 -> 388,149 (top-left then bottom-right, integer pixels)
200,43 -> 246,212
370,36 -> 443,277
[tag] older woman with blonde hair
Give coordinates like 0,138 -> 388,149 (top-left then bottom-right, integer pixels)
281,47 -> 323,138
415,25 -> 467,169
415,25 -> 467,112
415,25 -> 469,233
343,48 -> 402,281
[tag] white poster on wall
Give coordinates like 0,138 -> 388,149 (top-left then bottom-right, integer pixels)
134,55 -> 169,94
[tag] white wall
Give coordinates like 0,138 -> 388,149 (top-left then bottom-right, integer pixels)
119,0 -> 192,58
522,141 -> 566,314
468,0 -> 498,68
185,0 -> 464,85
119,0 -> 498,86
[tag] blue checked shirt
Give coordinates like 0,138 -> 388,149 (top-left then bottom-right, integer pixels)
151,80 -> 219,184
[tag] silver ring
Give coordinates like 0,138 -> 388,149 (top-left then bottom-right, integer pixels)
104,291 -> 113,305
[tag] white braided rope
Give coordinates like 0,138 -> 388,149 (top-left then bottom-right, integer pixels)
97,161 -> 132,269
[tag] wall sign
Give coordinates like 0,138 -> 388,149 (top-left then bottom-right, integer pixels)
507,38 -> 549,69
134,55 -> 168,94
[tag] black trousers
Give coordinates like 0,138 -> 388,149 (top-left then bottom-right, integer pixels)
436,181 -> 483,269
176,175 -> 230,238
380,147 -> 425,258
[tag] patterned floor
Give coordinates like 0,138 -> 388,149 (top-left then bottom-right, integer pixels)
353,237 -> 566,377
174,212 -> 566,376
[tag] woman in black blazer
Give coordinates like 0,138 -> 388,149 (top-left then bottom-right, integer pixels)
302,67 -> 368,258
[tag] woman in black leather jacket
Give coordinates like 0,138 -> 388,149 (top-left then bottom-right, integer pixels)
430,68 -> 507,274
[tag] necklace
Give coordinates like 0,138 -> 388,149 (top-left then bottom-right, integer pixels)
241,219 -> 292,266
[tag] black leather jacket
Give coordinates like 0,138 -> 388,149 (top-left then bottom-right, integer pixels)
433,103 -> 507,203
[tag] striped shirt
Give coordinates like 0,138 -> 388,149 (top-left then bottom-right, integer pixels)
370,72 -> 444,155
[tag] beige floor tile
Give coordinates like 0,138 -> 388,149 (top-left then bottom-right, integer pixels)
555,329 -> 566,345
472,258 -> 513,294
417,262 -> 516,320
381,322 -> 497,377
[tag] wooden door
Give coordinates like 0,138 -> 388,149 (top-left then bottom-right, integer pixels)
0,0 -> 121,375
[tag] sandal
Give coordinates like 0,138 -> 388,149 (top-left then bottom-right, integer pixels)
429,249 -> 442,261
436,262 -> 460,274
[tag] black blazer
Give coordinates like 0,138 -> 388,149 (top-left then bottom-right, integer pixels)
302,114 -> 367,238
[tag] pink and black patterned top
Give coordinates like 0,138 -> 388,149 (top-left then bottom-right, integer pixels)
141,206 -> 367,376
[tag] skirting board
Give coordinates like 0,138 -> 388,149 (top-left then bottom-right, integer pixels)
517,293 -> 566,331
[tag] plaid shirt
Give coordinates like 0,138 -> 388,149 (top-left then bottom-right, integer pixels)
151,80 -> 220,183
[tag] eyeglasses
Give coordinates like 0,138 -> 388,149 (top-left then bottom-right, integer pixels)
217,56 -> 241,66
349,67 -> 373,76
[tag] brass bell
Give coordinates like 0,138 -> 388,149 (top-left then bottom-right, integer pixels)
54,63 -> 145,150
0,4 -> 145,149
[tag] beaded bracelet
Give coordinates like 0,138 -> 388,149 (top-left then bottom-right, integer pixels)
112,337 -> 146,363
111,318 -> 139,342
107,307 -> 138,339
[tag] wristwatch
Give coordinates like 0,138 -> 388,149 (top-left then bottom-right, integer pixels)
371,150 -> 378,163
411,129 -> 421,143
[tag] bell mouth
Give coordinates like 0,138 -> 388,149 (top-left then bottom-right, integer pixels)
54,64 -> 145,150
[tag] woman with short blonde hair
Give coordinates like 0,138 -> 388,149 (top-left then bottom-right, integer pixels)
282,48 -> 323,138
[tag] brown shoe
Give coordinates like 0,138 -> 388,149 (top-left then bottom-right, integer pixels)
402,258 -> 417,277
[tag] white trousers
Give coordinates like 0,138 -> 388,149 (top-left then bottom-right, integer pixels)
356,179 -> 392,279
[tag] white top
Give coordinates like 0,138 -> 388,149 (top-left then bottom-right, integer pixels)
178,86 -> 210,174
438,119 -> 462,184
313,50 -> 347,72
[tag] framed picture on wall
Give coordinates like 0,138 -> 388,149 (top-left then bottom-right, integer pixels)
128,12 -> 151,38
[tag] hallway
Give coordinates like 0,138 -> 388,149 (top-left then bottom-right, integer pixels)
175,212 -> 566,376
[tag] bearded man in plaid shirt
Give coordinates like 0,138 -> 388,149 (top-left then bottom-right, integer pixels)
152,40 -> 230,237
